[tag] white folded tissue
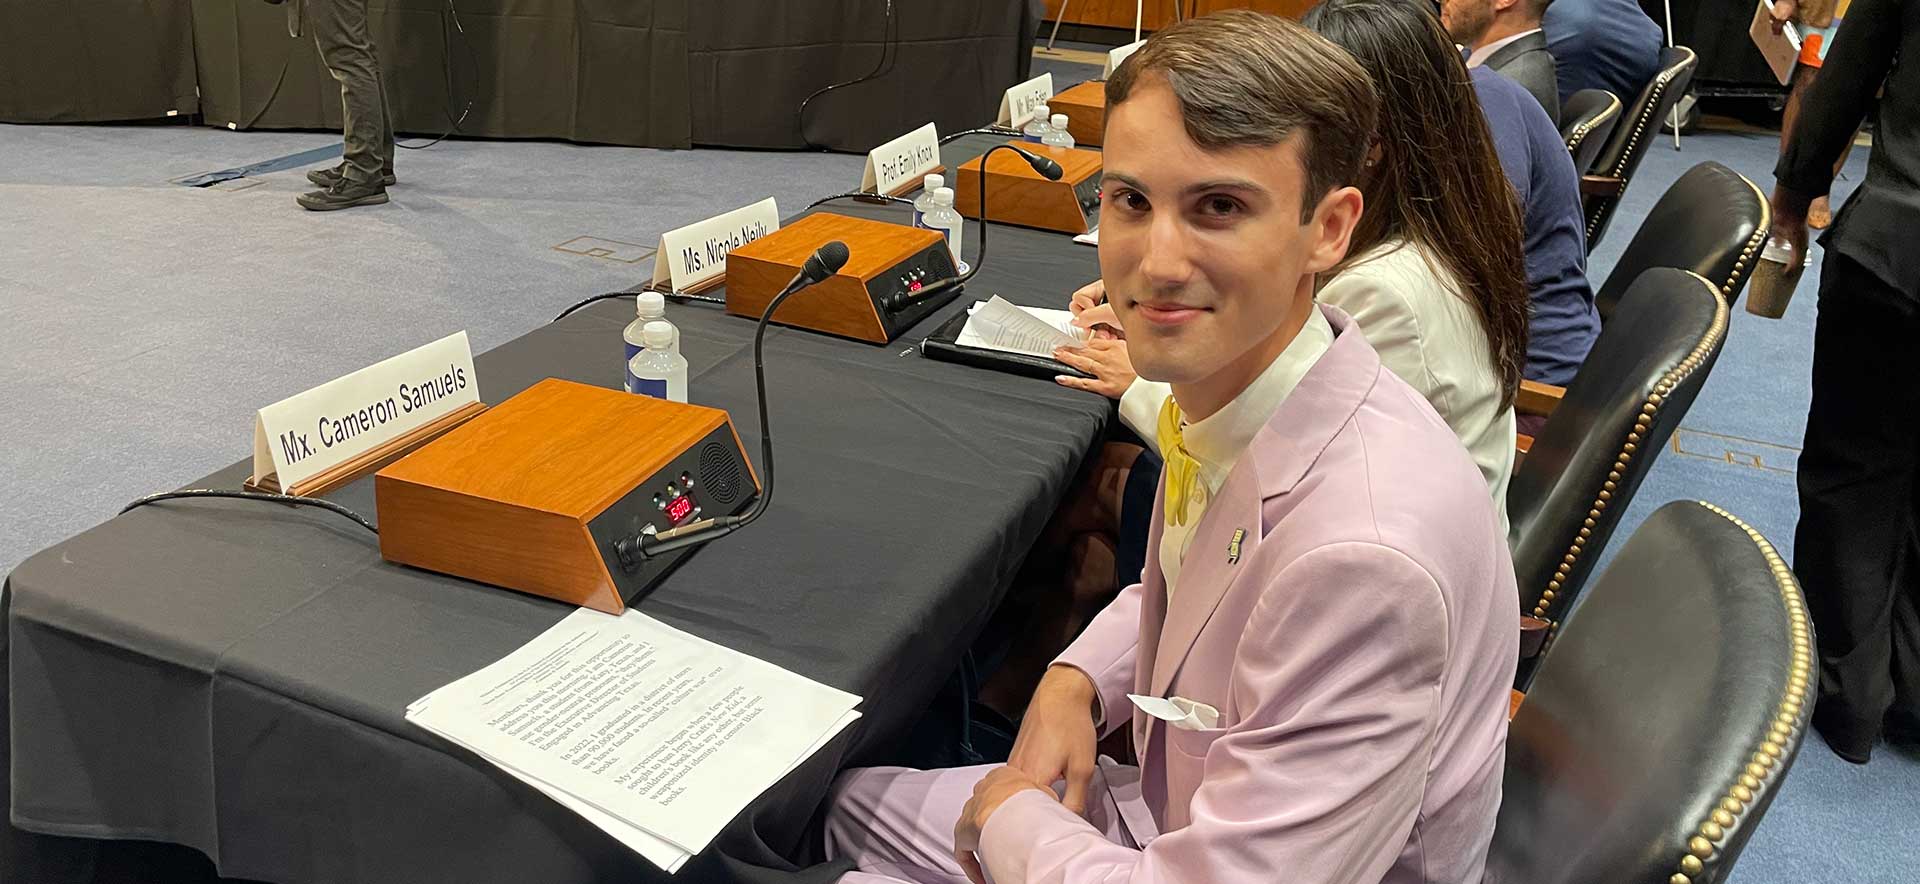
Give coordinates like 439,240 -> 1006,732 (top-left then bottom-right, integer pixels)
1127,693 -> 1222,731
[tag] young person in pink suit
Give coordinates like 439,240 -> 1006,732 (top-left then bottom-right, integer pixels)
822,11 -> 1520,884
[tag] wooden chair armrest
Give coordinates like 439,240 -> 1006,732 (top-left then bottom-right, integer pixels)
1515,433 -> 1534,456
1516,379 -> 1567,417
1510,689 -> 1525,720
1580,174 -> 1625,197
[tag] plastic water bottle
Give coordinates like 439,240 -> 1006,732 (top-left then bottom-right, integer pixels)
1022,103 -> 1052,143
622,291 -> 675,391
924,187 -> 969,275
1746,234 -> 1805,319
911,173 -> 945,230
626,321 -> 688,402
1041,113 -> 1075,149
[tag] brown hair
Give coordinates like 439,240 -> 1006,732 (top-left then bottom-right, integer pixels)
1303,0 -> 1531,407
1105,9 -> 1380,223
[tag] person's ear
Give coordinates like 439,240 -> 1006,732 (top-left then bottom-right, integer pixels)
1493,0 -> 1520,12
1303,185 -> 1364,275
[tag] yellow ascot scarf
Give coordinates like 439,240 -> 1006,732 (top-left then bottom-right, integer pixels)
1156,395 -> 1203,527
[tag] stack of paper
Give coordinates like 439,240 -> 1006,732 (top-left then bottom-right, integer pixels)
955,295 -> 1090,359
407,607 -> 862,873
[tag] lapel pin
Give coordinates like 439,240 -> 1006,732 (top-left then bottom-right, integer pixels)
1227,528 -> 1246,564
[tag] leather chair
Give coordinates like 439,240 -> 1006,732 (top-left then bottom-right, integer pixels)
1593,160 -> 1770,322
1487,500 -> 1812,884
1560,89 -> 1622,175
1506,268 -> 1728,688
1580,46 -> 1699,252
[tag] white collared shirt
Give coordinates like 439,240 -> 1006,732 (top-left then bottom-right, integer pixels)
1466,27 -> 1542,68
1120,307 -> 1333,597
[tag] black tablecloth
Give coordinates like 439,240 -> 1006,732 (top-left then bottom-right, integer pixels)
0,0 -> 1038,151
3,164 -> 1109,883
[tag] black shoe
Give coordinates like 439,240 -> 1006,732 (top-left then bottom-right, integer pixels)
306,163 -> 396,188
296,177 -> 390,211
1886,710 -> 1920,748
1812,706 -> 1875,764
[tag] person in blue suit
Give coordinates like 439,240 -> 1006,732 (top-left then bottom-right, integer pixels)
1541,0 -> 1664,102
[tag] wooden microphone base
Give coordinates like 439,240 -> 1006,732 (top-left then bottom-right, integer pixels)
725,213 -> 962,345
954,141 -> 1104,235
375,379 -> 760,613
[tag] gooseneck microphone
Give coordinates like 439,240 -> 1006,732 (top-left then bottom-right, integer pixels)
615,241 -> 851,564
904,143 -> 1064,305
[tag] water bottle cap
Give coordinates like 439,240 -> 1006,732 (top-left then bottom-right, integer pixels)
1050,114 -> 1068,128
923,173 -> 944,191
636,290 -> 666,315
931,186 -> 954,206
642,320 -> 675,348
1034,103 -> 1050,120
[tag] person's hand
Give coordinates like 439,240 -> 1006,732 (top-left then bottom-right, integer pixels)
1005,666 -> 1100,815
1768,0 -> 1798,32
1072,302 -> 1123,339
952,766 -> 1050,884
1053,337 -> 1136,399
1770,185 -> 1812,269
1067,280 -> 1121,340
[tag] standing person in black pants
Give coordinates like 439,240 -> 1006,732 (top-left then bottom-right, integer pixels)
1773,0 -> 1920,764
277,0 -> 396,210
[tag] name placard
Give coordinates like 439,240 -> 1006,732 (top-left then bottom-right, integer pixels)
996,72 -> 1055,127
250,331 -> 482,495
1104,40 -> 1146,78
860,122 -> 942,197
650,197 -> 780,293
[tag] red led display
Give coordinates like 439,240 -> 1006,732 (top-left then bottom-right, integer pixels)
665,494 -> 695,524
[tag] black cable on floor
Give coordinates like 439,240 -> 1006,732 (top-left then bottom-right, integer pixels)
120,489 -> 378,535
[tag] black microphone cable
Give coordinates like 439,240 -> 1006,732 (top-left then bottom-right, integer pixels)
616,242 -> 851,564
938,126 -> 1023,145
398,0 -> 478,150
797,0 -> 898,150
120,489 -> 379,535
899,143 -> 1063,306
806,191 -> 914,211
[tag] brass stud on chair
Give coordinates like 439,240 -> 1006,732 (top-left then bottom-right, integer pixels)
1681,854 -> 1705,875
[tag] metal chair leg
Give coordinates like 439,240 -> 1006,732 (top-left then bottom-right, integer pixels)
1047,0 -> 1070,51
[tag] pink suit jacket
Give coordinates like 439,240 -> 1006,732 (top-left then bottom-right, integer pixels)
978,305 -> 1519,884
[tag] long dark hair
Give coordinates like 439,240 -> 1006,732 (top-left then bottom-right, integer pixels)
1302,0 -> 1530,407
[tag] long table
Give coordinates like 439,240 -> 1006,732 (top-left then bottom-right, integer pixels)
2,135 -> 1110,883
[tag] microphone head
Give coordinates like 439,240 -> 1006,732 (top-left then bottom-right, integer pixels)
1008,144 -> 1065,181
818,240 -> 851,274
801,240 -> 852,284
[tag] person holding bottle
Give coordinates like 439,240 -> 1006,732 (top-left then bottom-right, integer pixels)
1771,0 -> 1920,764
